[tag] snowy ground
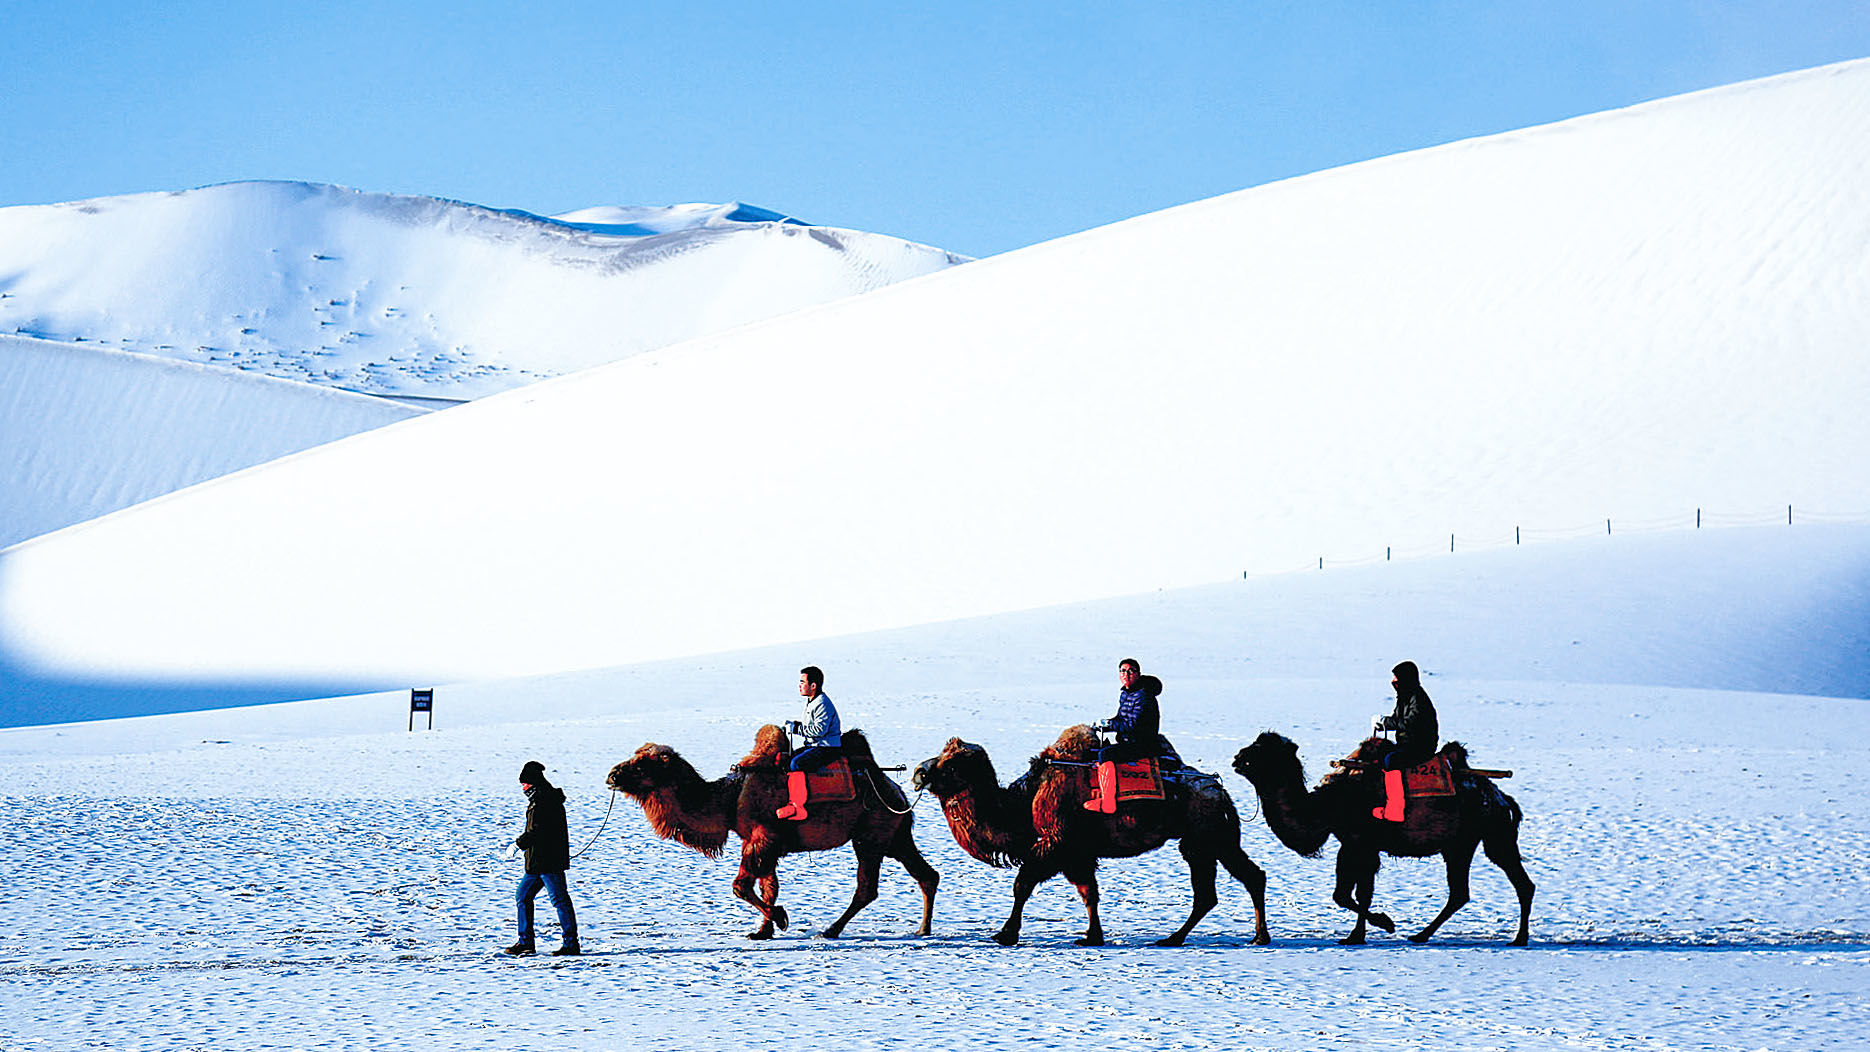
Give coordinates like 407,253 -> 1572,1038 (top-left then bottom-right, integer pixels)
3,527 -> 1865,1050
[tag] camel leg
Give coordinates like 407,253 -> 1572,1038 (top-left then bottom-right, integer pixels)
1333,847 -> 1390,944
1063,858 -> 1104,947
822,846 -> 883,939
887,826 -> 940,937
993,861 -> 1056,946
1217,843 -> 1272,946
1410,838 -> 1478,943
1155,843 -> 1218,947
732,844 -> 789,939
1483,830 -> 1535,946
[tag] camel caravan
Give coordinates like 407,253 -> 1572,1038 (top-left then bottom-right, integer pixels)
596,660 -> 1534,949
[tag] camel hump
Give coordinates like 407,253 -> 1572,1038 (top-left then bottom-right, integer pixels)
1040,724 -> 1099,763
839,728 -> 875,764
740,724 -> 790,768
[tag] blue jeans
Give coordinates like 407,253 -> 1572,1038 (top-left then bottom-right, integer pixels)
516,871 -> 577,945
789,745 -> 840,772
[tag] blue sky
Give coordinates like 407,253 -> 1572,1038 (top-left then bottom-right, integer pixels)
5,1 -> 1869,258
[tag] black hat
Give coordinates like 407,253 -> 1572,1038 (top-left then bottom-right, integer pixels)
519,760 -> 547,784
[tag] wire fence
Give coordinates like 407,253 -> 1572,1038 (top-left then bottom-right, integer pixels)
1250,504 -> 1870,578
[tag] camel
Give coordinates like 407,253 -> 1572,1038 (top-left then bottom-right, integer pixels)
1231,731 -> 1534,946
605,725 -> 939,939
911,726 -> 1271,947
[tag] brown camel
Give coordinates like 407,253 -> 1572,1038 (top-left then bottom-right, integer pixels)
911,726 -> 1271,947
605,725 -> 939,939
1231,731 -> 1534,946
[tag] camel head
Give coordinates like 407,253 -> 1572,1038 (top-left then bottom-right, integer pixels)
1232,731 -> 1306,791
912,737 -> 998,799
606,742 -> 698,799
605,742 -> 730,858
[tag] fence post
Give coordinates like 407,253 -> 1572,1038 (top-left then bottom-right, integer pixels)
1788,504 -> 1793,525
1515,526 -> 1520,545
1606,518 -> 1612,535
1450,534 -> 1455,552
1696,508 -> 1700,528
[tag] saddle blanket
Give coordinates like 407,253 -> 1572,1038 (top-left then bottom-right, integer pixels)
1111,758 -> 1166,802
1403,756 -> 1456,798
804,758 -> 857,803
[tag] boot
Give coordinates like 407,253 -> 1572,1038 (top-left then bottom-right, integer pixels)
503,941 -> 535,956
1371,769 -> 1406,822
775,769 -> 811,821
551,941 -> 581,957
1082,761 -> 1118,814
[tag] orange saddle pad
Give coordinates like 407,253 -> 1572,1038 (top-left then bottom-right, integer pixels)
1112,758 -> 1166,802
804,758 -> 857,803
1402,756 -> 1456,798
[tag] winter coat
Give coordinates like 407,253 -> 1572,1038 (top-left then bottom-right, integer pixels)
795,690 -> 842,748
516,785 -> 571,874
1385,687 -> 1439,765
1105,675 -> 1163,744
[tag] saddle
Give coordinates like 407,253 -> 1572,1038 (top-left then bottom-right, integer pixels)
1093,757 -> 1167,806
1402,755 -> 1457,798
799,757 -> 857,804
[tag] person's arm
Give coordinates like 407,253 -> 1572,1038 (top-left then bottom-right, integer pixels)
799,695 -> 833,740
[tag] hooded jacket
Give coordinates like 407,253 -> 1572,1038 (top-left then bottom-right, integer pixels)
1385,663 -> 1439,764
516,784 -> 572,874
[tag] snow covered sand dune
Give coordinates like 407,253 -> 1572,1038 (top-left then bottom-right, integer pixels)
0,182 -> 966,401
0,333 -> 422,549
2,527 -> 1866,1049
8,531 -> 1862,1046
4,61 -> 1867,703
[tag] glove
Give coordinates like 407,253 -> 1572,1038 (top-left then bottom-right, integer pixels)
1093,720 -> 1112,733
784,720 -> 802,736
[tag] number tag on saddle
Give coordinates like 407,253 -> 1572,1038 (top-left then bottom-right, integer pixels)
1111,758 -> 1166,802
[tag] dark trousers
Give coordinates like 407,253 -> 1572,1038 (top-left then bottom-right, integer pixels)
1381,744 -> 1434,770
516,871 -> 577,945
1096,738 -> 1154,765
789,745 -> 840,772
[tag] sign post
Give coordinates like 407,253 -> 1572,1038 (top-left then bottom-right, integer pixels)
409,688 -> 434,731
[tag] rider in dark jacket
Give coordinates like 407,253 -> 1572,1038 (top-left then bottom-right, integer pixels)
1380,660 -> 1439,769
1085,658 -> 1163,812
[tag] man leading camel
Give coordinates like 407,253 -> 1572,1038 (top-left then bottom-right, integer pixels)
505,760 -> 580,956
1084,658 -> 1163,813
776,665 -> 842,821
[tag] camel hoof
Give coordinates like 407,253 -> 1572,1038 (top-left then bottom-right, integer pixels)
1074,936 -> 1106,947
1408,930 -> 1432,944
1369,912 -> 1396,934
1511,935 -> 1528,947
1251,931 -> 1272,946
1152,936 -> 1185,948
771,906 -> 789,931
990,930 -> 1020,947
746,928 -> 775,941
1339,933 -> 1367,945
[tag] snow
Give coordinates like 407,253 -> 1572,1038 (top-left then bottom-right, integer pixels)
4,60 -> 1869,704
2,524 -> 1867,1048
0,182 -> 966,402
0,333 -> 424,549
2,59 -> 1869,1049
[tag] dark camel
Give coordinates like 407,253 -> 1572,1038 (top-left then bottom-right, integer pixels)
911,726 -> 1271,947
1231,731 -> 1534,945
605,725 -> 939,939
